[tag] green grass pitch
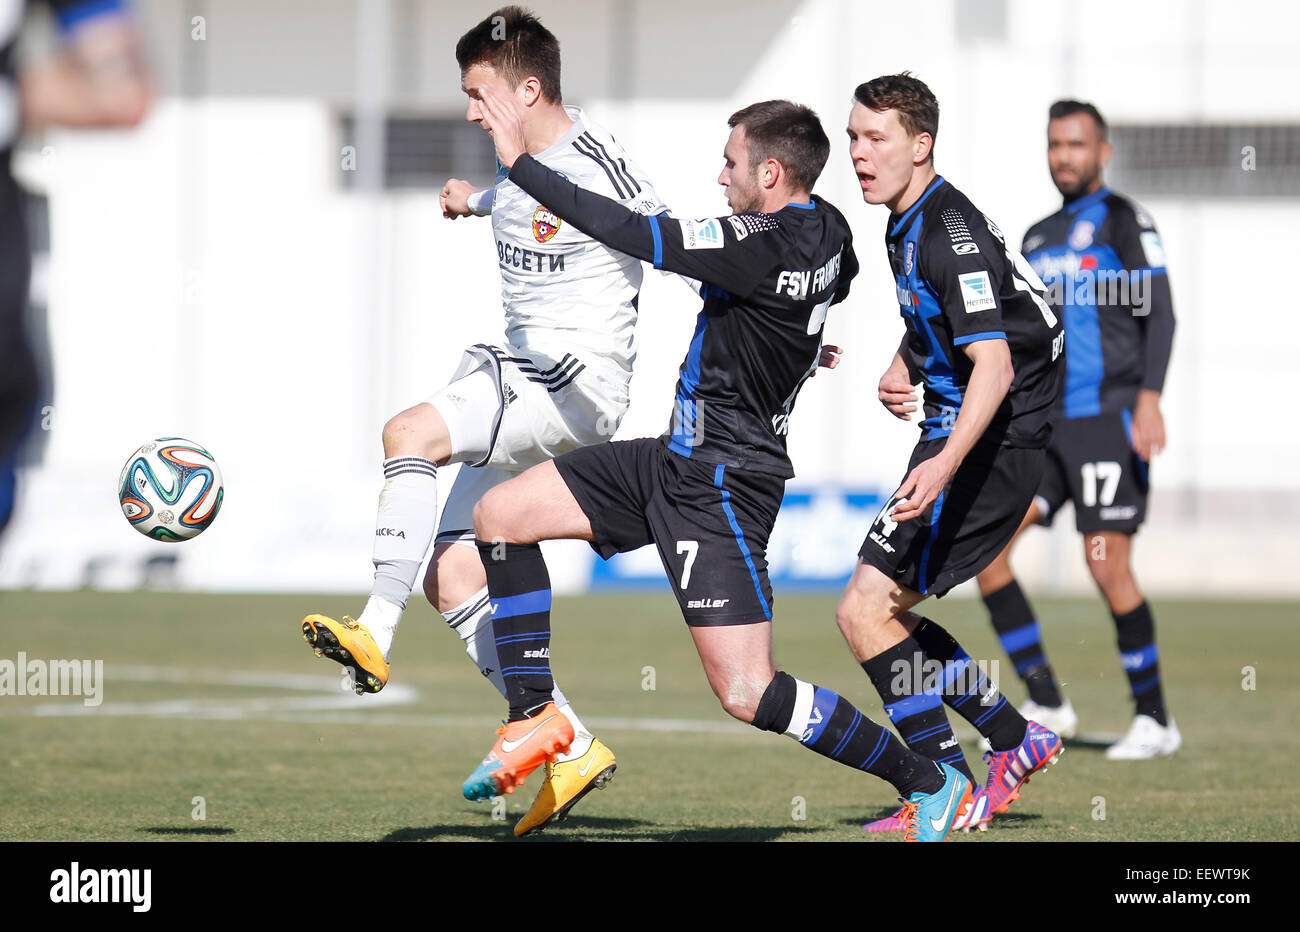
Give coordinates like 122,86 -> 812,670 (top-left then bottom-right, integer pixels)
0,590 -> 1295,841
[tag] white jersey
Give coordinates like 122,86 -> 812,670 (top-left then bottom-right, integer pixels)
489,106 -> 665,379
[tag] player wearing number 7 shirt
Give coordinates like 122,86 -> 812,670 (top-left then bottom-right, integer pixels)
839,74 -> 1068,834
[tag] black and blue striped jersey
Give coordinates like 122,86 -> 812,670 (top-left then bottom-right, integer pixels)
1021,188 -> 1175,419
887,176 -> 1063,449
507,153 -> 859,478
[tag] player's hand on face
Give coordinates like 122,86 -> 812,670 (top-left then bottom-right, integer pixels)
811,344 -> 842,377
440,178 -> 478,219
878,367 -> 918,419
478,88 -> 527,169
890,452 -> 958,523
1130,389 -> 1166,461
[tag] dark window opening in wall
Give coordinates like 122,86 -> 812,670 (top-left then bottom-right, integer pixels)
1108,123 -> 1300,198
339,114 -> 497,190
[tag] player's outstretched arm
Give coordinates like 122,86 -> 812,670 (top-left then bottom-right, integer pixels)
19,5 -> 150,129
441,178 -> 493,219
479,88 -> 773,297
891,339 -> 1013,523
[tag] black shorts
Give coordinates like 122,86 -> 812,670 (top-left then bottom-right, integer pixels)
554,437 -> 782,626
1035,410 -> 1149,534
858,438 -> 1045,597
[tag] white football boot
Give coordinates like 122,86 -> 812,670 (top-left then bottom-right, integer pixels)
1105,714 -> 1182,760
1018,698 -> 1078,740
977,698 -> 1077,753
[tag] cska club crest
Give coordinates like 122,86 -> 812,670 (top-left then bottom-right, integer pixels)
533,206 -> 561,243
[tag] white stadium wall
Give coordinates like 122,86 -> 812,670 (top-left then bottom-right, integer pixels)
1,0 -> 1297,596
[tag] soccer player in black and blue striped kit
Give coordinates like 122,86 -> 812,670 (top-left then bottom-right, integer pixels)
844,74 -> 1067,833
975,101 -> 1179,759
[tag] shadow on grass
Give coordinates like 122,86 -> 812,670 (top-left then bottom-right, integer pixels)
138,826 -> 235,836
384,816 -> 822,842
841,809 -> 1046,831
1064,733 -> 1121,752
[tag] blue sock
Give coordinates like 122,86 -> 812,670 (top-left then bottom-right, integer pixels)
862,640 -> 975,783
984,580 -> 1062,707
1114,601 -> 1167,725
753,672 -> 944,797
911,618 -> 1028,752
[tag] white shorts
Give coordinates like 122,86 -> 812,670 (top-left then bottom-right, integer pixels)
428,343 -> 629,546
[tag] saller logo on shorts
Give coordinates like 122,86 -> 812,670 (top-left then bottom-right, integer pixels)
687,598 -> 729,609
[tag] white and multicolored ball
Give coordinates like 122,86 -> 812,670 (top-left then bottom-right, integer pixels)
117,438 -> 223,541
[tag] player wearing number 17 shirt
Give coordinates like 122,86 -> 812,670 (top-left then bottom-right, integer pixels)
841,74 -> 1066,834
975,100 -> 1179,761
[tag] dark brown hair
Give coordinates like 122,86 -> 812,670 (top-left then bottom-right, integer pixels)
1049,99 -> 1107,140
456,6 -> 562,104
853,72 -> 940,163
727,100 -> 831,194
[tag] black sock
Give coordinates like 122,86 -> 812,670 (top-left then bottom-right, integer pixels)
753,672 -> 944,797
475,540 -> 553,721
1113,601 -> 1167,726
983,580 -> 1063,707
910,617 -> 1029,753
862,640 -> 975,783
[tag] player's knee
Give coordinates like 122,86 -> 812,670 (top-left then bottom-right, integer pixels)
381,412 -> 418,456
708,670 -> 771,724
835,590 -> 866,640
717,689 -> 760,723
382,406 -> 446,459
977,561 -> 1012,596
433,556 -> 483,613
1086,549 -> 1131,591
421,564 -> 440,607
472,489 -> 506,541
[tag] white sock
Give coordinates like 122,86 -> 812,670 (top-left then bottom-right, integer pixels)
358,595 -> 403,661
555,702 -> 594,762
370,456 -> 439,618
446,587 -> 507,697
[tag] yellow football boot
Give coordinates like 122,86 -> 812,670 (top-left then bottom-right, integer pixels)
514,737 -> 617,837
301,614 -> 389,694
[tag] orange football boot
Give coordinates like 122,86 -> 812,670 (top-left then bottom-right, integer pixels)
462,702 -> 575,801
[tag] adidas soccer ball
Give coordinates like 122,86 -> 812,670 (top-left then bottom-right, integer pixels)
117,438 -> 224,541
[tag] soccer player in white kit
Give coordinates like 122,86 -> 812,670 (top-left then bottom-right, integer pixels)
301,6 -> 666,836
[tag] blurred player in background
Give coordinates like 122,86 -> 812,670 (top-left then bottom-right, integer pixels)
1,0 -> 148,537
975,100 -> 1179,759
843,74 -> 1065,833
300,6 -> 667,836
